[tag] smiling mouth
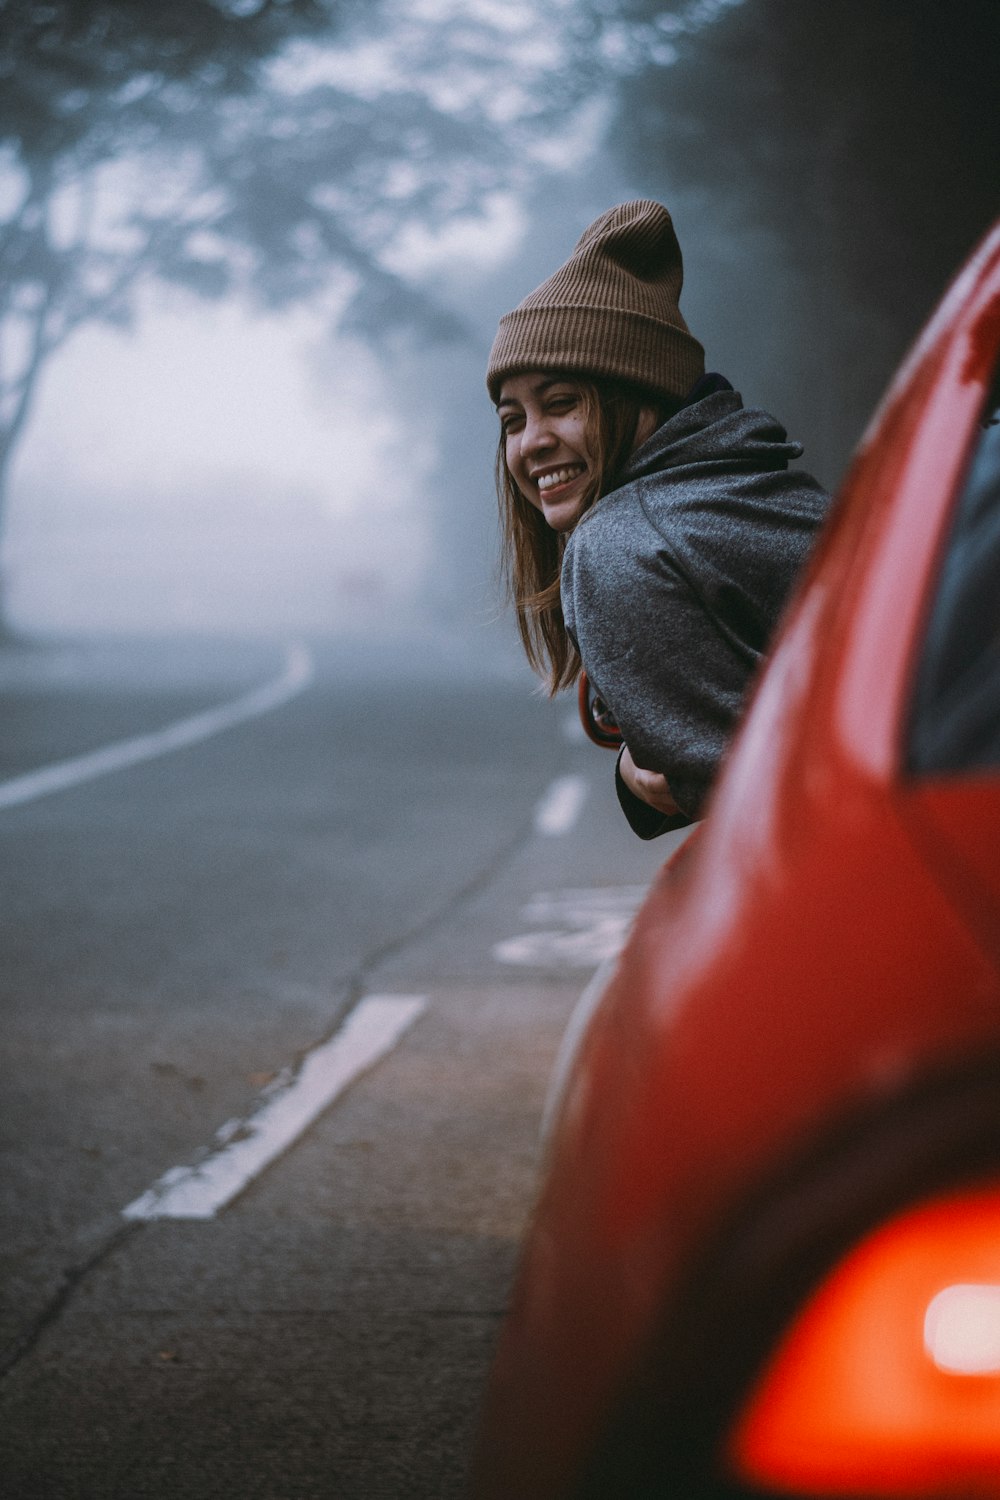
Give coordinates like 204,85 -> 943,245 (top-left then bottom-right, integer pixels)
536,464 -> 586,494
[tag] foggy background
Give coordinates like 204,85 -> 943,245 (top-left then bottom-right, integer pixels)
3,0 -> 999,646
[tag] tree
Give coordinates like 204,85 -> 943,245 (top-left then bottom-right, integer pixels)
1,3 -> 330,524
602,0 -> 1000,478
0,0 -> 641,630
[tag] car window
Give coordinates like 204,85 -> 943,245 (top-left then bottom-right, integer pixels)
908,366 -> 1000,774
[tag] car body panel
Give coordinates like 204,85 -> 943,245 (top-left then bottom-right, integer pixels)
471,222 -> 1000,1499
906,781 -> 1000,967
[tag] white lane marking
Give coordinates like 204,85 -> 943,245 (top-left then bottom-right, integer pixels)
493,927 -> 625,967
123,994 -> 426,1221
534,773 -> 588,836
492,886 -> 648,969
0,641 -> 314,812
522,887 -> 649,923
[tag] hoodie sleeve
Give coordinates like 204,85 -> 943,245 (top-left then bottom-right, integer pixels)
562,490 -> 763,821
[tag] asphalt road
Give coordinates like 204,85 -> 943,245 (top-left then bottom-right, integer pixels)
0,633 -> 678,1499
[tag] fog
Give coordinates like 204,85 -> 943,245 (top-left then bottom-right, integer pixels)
7,299 -> 422,634
3,0 -> 998,648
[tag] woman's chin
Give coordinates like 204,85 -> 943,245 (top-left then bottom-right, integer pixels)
540,490 -> 586,532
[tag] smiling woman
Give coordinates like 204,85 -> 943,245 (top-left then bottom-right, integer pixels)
496,374 -> 666,535
496,375 -> 595,534
487,200 -> 831,838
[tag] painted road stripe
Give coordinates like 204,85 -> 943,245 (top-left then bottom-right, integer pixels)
123,994 -> 426,1221
492,885 -> 649,969
534,773 -> 588,836
0,641 -> 313,812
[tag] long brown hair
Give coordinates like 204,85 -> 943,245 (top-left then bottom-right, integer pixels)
496,376 -> 678,693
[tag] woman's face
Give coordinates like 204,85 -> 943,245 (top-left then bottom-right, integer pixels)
496,373 -> 596,533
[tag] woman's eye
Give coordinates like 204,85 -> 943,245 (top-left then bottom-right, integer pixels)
500,414 -> 523,434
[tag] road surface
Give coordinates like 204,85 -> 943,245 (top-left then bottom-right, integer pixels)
0,633 -> 680,1498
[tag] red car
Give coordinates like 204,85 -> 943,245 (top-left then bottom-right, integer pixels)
471,220 -> 1000,1499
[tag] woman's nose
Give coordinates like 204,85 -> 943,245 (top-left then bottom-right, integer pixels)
522,410 -> 555,454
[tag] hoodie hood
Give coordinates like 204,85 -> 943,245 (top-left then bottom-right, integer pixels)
620,388 -> 805,487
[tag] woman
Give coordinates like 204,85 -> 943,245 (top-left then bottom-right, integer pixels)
488,199 -> 830,838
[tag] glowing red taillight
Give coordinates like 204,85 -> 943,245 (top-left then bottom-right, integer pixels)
727,1182 -> 1000,1494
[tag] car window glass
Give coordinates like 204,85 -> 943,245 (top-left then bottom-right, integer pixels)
908,366 -> 1000,774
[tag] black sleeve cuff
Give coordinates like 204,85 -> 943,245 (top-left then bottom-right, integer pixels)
615,749 -> 693,840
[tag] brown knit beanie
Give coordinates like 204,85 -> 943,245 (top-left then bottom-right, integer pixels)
486,200 -> 705,404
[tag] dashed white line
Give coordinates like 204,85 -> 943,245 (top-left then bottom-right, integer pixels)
123,994 -> 427,1221
534,773 -> 588,836
0,641 -> 314,812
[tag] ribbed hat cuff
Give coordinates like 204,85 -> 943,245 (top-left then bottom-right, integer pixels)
487,304 -> 705,403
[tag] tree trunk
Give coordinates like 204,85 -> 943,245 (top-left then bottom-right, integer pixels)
0,417 -> 37,643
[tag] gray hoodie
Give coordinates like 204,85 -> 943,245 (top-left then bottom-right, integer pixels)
561,384 -> 830,835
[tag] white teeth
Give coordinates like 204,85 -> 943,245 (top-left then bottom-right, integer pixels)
537,466 -> 584,492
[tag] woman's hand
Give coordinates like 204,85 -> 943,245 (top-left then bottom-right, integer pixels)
618,745 -> 681,816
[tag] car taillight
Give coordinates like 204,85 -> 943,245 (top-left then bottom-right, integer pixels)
726,1181 -> 1000,1495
